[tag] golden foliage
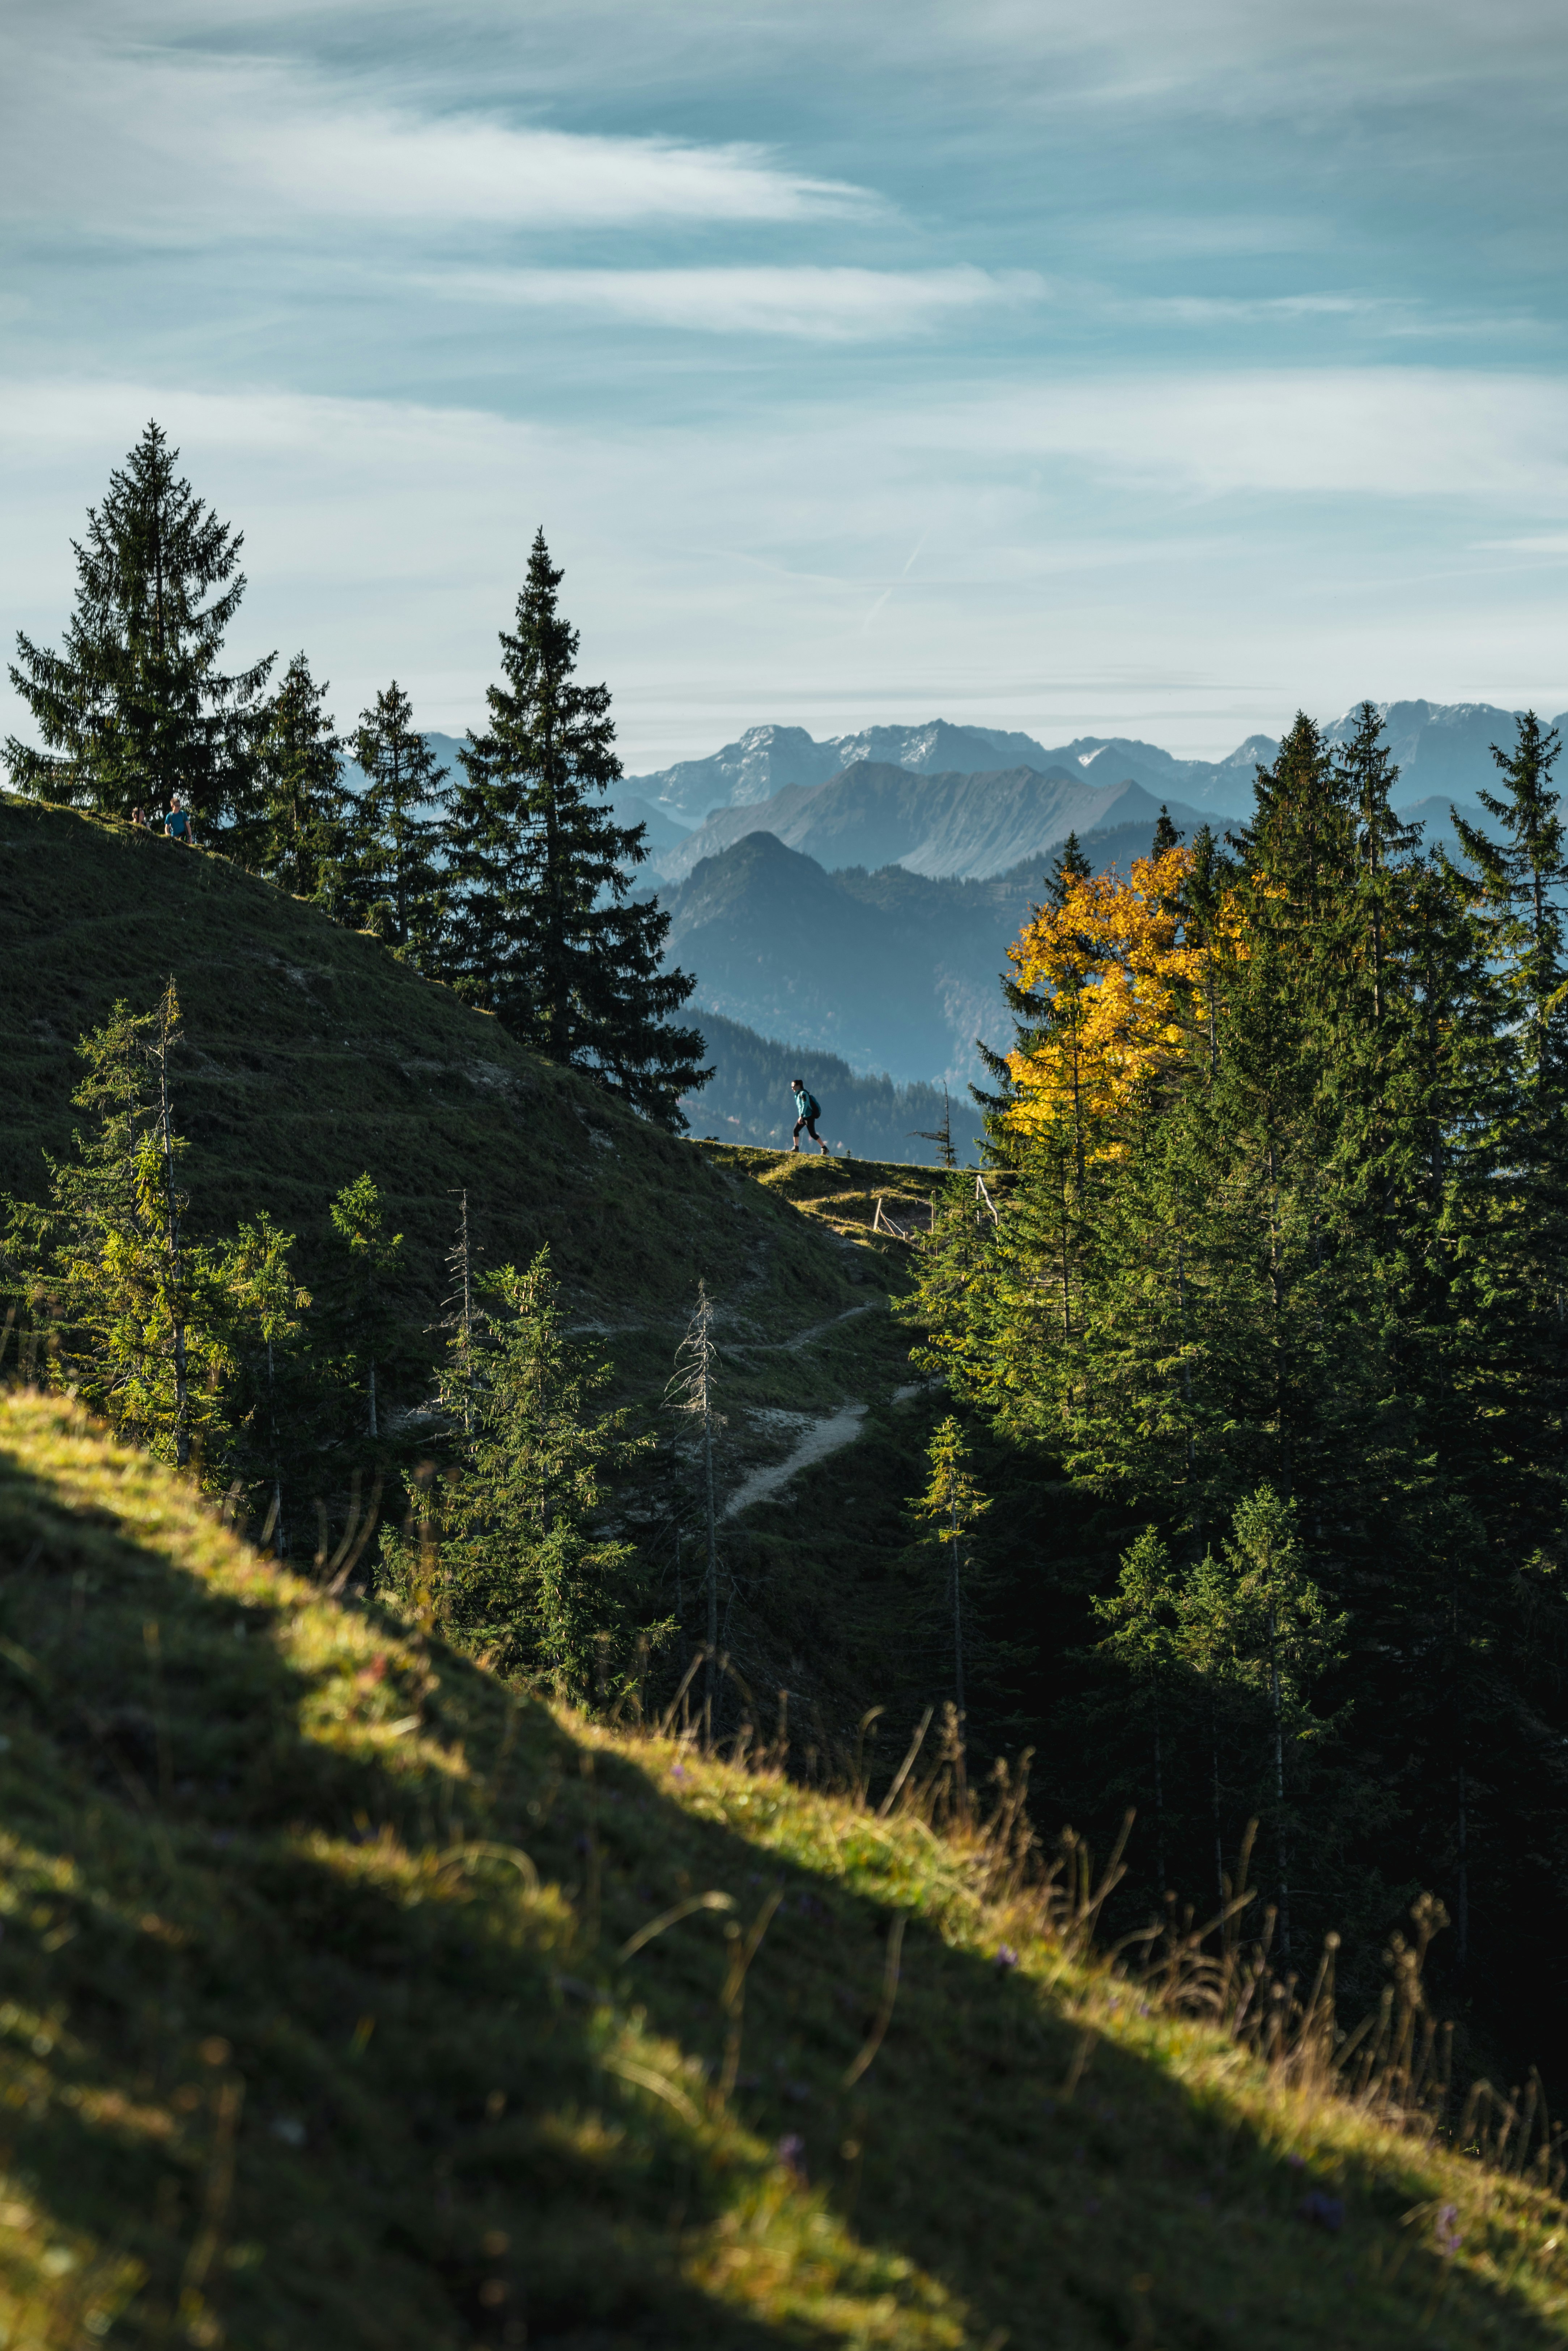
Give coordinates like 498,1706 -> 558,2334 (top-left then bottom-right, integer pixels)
1004,846 -> 1207,1149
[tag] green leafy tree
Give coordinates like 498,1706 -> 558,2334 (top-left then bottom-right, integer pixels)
386,1247 -> 654,1691
345,681 -> 451,962
8,982 -> 232,1470
5,421 -> 273,830
443,530 -> 708,1127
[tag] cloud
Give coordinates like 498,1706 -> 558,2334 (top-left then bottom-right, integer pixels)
917,369 -> 1568,503
428,265 -> 1040,340
1,47 -> 868,234
4,372 -> 1568,784
228,109 -> 866,229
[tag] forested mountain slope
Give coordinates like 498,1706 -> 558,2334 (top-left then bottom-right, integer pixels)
659,831 -> 1041,1086
2,1391 -> 1565,2351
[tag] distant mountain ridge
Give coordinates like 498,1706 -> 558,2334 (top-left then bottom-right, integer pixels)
647,762 -> 1218,885
626,702 -> 1568,830
659,786 -> 1493,1088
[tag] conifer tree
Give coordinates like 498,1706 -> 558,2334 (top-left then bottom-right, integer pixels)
384,1248 -> 653,1691
245,652 -> 346,901
346,681 -> 451,963
5,421 -> 273,829
324,1174 -> 404,1444
1092,1526 -> 1180,1886
443,531 -> 708,1126
912,1416 -> 991,1718
8,982 -> 233,1468
221,1212 -> 310,1552
667,1283 -> 724,1712
1221,1483 -> 1347,1963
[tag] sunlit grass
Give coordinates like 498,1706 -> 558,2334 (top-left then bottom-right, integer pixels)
0,1390 -> 1564,2348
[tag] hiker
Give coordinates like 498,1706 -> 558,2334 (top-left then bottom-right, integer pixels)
790,1077 -> 829,1155
129,807 -> 147,829
163,795 -> 194,845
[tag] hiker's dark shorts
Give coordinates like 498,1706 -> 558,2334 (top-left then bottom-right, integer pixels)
793,1115 -> 821,1143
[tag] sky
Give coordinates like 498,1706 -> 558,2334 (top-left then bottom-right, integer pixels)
4,0 -> 1568,773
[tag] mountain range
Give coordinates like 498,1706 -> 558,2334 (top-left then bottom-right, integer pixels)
622,700 -> 1561,829
646,763 -> 1217,885
661,830 -> 1046,1087
622,717 -> 1272,821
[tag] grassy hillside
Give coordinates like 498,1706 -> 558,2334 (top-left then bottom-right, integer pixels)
1,1392 -> 1565,2350
0,796 -> 959,1722
0,796 -> 838,1373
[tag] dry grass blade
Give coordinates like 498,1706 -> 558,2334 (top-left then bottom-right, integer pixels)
876,1706 -> 933,1820
327,1472 -> 383,1595
619,1890 -> 736,1962
601,2053 -> 703,2130
844,1914 -> 907,2090
718,1888 -> 783,2104
656,1648 -> 708,1739
434,1841 -> 541,1894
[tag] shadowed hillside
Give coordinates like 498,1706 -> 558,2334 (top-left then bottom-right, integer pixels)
1,1391 -> 1565,2350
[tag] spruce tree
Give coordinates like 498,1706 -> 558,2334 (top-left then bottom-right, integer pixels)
5,421 -> 273,829
324,1174 -> 405,1445
443,531 -> 708,1126
382,1247 -> 654,1690
347,681 -> 451,964
246,652 -> 346,902
7,982 -> 233,1468
912,1415 -> 991,1719
220,1212 -> 310,1552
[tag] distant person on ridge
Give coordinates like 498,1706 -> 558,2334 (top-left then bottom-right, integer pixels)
790,1077 -> 829,1155
163,795 -> 194,846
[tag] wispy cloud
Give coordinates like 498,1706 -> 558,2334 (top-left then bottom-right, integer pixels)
3,50 -> 868,234
919,370 -> 1568,503
429,265 -> 1040,339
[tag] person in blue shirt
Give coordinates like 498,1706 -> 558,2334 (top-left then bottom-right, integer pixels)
790,1078 -> 829,1155
163,795 -> 194,845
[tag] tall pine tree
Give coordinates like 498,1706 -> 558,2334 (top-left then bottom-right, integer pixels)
5,421 -> 273,830
346,681 -> 451,964
245,651 -> 346,901
443,532 -> 708,1127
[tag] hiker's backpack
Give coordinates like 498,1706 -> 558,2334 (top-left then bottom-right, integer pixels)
805,1091 -> 822,1121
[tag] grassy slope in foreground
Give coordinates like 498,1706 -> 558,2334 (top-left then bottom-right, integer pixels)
0,1397 -> 1565,2351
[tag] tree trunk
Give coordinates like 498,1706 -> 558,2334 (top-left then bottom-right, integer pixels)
267,1334 -> 284,1557
1210,1701 -> 1224,1906
703,1400 -> 718,1710
1153,1689 -> 1166,1891
1269,1599 -> 1290,1963
951,1489 -> 965,1719
156,996 -> 190,1468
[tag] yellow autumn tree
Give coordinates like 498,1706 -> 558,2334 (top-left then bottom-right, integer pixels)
1004,844 -> 1207,1163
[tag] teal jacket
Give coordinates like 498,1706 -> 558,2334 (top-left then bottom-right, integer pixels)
793,1086 -> 820,1122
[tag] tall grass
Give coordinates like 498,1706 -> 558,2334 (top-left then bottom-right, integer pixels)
613,1646 -> 1567,2209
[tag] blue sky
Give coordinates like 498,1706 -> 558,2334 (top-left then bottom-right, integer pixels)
4,0 -> 1568,771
